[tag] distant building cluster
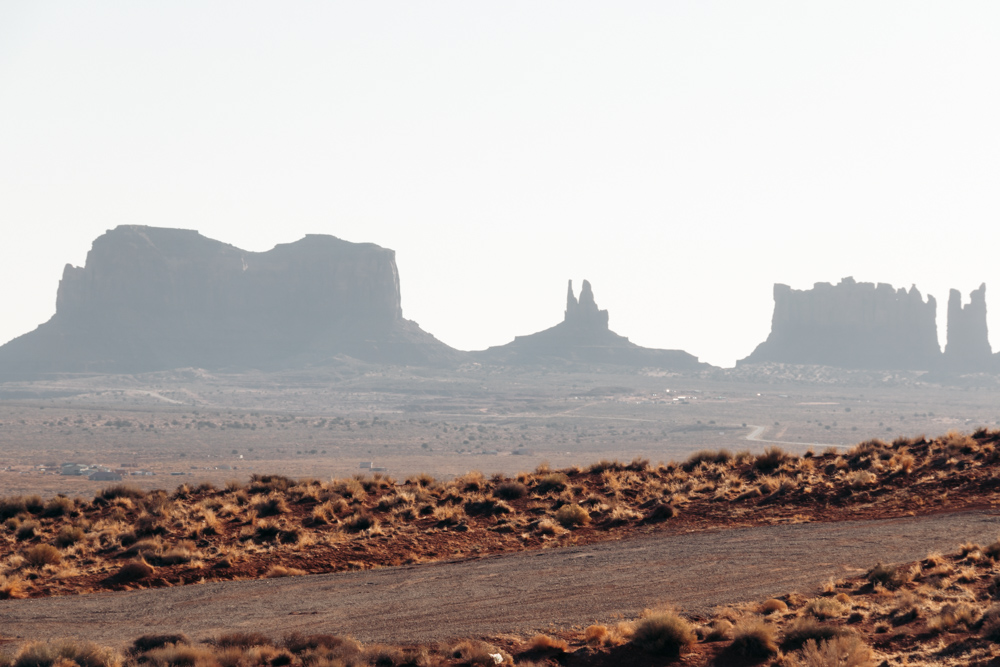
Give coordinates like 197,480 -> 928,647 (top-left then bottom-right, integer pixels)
37,462 -> 157,481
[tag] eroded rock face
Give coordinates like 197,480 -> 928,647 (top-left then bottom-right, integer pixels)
740,277 -> 941,370
0,226 -> 456,378
479,280 -> 706,369
945,284 -> 992,372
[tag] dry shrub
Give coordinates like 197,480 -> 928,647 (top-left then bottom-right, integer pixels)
215,632 -> 272,648
781,618 -> 850,651
23,495 -> 44,515
123,538 -> 162,559
607,505 -> 642,525
464,497 -> 512,517
405,472 -> 436,488
534,473 -> 569,494
682,449 -> 732,471
927,603 -> 977,633
726,617 -> 778,659
265,565 -> 306,578
553,503 -> 589,528
343,514 -> 377,533
0,496 -> 28,520
526,634 -> 569,653
115,559 -> 155,582
790,635 -> 875,667
449,640 -> 507,666
806,597 -> 847,619
494,481 -> 528,500
282,633 -> 361,654
535,519 -> 565,537
846,470 -> 877,489
23,544 -> 61,568
704,619 -> 733,642
630,611 -> 696,657
130,635 -> 190,653
253,494 -> 289,517
157,542 -> 197,566
759,598 -> 788,615
99,484 -> 147,501
754,447 -> 789,473
16,520 -> 39,541
432,506 -> 464,526
13,641 -> 121,667
0,574 -> 28,599
646,502 -> 677,522
584,625 -> 609,646
252,521 -> 282,543
55,525 -> 86,548
248,474 -> 295,494
43,496 -> 75,518
867,563 -> 906,590
139,644 -> 217,667
330,478 -> 366,500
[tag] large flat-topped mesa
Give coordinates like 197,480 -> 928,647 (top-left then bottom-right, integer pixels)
0,226 -> 456,378
740,277 -> 941,370
478,280 -> 707,369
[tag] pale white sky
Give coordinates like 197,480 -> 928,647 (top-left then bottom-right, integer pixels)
1,2 -> 998,368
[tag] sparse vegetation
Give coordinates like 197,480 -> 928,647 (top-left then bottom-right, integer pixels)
1,428 -> 999,605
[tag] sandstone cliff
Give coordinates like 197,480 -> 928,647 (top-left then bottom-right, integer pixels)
944,284 -> 993,373
477,280 -> 707,369
740,277 -> 941,370
0,226 -> 457,378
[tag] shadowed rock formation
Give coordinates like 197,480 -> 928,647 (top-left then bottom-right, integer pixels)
0,226 -> 457,379
945,284 -> 992,372
740,277 -> 941,370
478,280 -> 706,369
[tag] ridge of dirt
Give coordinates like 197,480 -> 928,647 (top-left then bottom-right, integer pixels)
1,428 -> 999,599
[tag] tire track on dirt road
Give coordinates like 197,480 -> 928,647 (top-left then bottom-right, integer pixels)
2,510 -> 997,646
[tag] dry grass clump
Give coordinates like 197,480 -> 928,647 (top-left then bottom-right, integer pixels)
866,563 -> 907,590
725,617 -> 778,659
113,559 -> 155,582
553,503 -> 589,527
806,597 -> 847,619
494,481 -> 528,500
759,598 -> 788,615
0,574 -> 28,599
22,544 -> 61,568
781,618 -> 851,651
12,640 -> 122,667
54,525 -> 87,547
525,634 -> 569,653
534,473 -> 569,494
789,635 -> 875,667
98,484 -> 147,501
630,610 -> 696,657
265,565 -> 306,578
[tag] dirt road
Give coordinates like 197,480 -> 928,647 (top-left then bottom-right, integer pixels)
3,510 -> 997,646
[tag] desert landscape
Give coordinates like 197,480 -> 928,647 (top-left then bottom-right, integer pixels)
4,4 -> 1000,665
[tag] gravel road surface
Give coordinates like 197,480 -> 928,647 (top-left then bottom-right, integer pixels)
2,510 -> 996,646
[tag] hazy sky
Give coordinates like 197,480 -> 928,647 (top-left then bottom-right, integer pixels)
2,2 -> 998,368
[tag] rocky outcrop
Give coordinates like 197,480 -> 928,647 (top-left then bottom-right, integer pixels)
0,226 -> 457,378
740,277 -> 941,370
944,284 -> 992,373
478,280 -> 707,369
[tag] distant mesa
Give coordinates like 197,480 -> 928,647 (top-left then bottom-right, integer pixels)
477,279 -> 707,369
945,284 -> 992,373
740,277 -> 940,370
741,277 -> 996,373
0,225 -> 457,379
